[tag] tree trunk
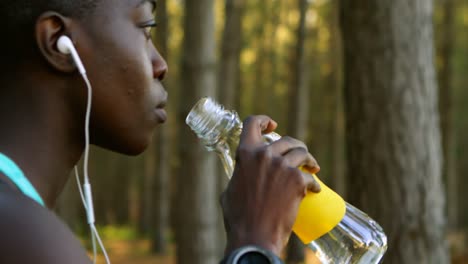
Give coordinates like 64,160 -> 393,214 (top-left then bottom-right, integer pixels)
142,138 -> 156,235
217,0 -> 245,258
437,0 -> 457,231
286,0 -> 310,141
265,1 -> 283,121
91,148 -> 129,225
219,0 -> 243,110
253,1 -> 270,114
149,0 -> 171,253
131,156 -> 145,231
340,0 -> 450,263
175,0 -> 218,263
286,0 -> 309,262
55,173 -> 82,231
326,0 -> 346,198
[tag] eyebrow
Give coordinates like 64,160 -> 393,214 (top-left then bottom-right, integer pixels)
137,0 -> 157,11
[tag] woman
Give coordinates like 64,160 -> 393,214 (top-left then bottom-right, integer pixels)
0,0 -> 320,263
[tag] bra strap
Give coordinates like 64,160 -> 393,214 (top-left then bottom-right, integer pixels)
0,153 -> 45,207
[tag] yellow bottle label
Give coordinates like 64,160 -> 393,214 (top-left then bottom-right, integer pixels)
292,173 -> 346,244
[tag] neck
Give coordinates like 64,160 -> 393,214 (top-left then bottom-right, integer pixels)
0,72 -> 85,208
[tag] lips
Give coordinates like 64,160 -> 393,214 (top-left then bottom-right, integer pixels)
153,83 -> 168,123
154,107 -> 167,123
154,98 -> 168,123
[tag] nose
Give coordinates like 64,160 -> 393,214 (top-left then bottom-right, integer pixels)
152,47 -> 168,81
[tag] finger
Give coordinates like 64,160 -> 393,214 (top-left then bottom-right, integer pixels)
282,148 -> 320,173
302,171 -> 321,193
239,116 -> 278,147
267,136 -> 308,156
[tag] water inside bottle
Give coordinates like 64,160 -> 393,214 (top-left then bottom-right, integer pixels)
308,203 -> 388,264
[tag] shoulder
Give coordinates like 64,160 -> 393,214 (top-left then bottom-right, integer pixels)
0,188 -> 91,264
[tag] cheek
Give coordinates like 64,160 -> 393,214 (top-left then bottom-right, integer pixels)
120,50 -> 154,101
95,42 -> 154,108
113,59 -> 154,123
86,23 -> 153,91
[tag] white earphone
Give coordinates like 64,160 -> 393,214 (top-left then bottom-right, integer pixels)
57,36 -> 87,75
57,35 -> 110,264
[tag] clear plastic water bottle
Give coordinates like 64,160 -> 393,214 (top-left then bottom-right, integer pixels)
186,97 -> 388,264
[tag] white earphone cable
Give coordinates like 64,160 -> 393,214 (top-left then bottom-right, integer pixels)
92,224 -> 111,264
59,36 -> 111,264
75,167 -> 97,264
77,72 -> 111,264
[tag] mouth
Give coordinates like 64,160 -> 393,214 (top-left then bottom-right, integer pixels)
154,98 -> 168,123
153,83 -> 168,123
156,100 -> 167,109
154,107 -> 167,123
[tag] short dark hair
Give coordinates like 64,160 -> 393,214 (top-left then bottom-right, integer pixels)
0,1 -> 99,65
1,1 -> 98,27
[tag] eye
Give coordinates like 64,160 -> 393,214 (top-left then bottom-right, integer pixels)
140,21 -> 157,40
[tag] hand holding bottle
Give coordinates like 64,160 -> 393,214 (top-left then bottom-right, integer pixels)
188,97 -> 388,263
221,115 -> 321,257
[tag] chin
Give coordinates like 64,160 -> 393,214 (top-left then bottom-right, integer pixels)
122,138 -> 153,156
97,134 -> 154,156
120,145 -> 148,156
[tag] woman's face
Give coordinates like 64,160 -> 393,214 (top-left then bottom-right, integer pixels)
75,0 -> 168,155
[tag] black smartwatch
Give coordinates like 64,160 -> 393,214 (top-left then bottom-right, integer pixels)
221,245 -> 283,264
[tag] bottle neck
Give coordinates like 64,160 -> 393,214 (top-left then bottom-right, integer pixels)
186,97 -> 242,178
186,97 -> 284,178
186,97 -> 242,149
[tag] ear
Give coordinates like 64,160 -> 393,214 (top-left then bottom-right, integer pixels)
35,12 -> 76,73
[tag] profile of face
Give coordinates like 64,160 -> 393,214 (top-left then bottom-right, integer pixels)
72,0 -> 168,155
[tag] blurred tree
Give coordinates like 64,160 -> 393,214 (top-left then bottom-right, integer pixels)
175,0 -> 218,263
219,0 -> 243,110
437,0 -> 457,231
285,0 -> 310,262
148,0 -> 172,254
93,149 -> 130,225
55,171 -> 83,232
252,1 -> 270,114
340,0 -> 450,263
265,0 -> 283,118
216,0 -> 245,257
324,0 -> 346,198
452,0 -> 468,238
130,156 -> 145,229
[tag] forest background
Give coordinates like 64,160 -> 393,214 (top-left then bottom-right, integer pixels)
55,0 -> 468,263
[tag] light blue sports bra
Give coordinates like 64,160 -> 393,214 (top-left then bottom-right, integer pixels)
0,152 -> 45,207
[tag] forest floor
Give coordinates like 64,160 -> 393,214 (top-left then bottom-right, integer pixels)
88,228 -> 468,264
91,239 -> 322,264
449,231 -> 468,264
